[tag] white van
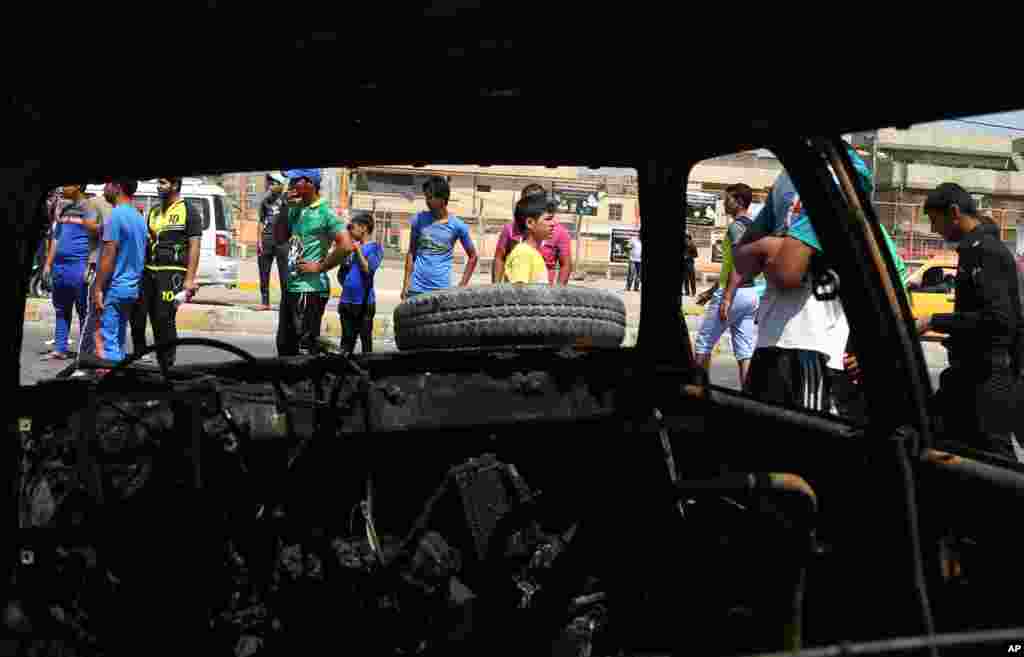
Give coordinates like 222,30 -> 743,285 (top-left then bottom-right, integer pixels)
86,179 -> 239,288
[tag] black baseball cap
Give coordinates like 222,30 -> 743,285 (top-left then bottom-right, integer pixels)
924,182 -> 978,216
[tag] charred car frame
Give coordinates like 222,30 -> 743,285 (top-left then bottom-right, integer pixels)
5,26 -> 1024,657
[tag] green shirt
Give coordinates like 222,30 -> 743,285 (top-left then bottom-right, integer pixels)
285,199 -> 345,294
878,223 -> 908,291
720,216 -> 766,294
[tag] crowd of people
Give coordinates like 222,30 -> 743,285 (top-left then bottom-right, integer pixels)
695,143 -> 1024,461
41,179 -> 193,375
37,171 -> 580,373
38,158 -> 1021,462
255,173 -> 576,357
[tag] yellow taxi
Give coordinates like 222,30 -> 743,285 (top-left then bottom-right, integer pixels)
905,253 -> 958,318
904,253 -> 958,339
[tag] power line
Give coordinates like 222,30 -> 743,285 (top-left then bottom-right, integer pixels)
951,118 -> 1024,132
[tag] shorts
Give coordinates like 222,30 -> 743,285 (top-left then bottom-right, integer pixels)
693,287 -> 759,361
747,347 -> 830,412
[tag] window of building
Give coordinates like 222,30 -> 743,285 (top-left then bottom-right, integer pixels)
477,184 -> 492,193
609,203 -> 623,221
246,181 -> 257,194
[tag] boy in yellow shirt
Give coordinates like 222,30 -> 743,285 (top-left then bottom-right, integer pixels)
504,195 -> 555,284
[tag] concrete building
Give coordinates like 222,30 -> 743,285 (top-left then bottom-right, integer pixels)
225,169 -> 350,249
852,126 -> 1024,258
224,125 -> 1024,270
348,165 -> 641,267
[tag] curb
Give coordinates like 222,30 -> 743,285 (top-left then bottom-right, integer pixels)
238,281 -> 346,299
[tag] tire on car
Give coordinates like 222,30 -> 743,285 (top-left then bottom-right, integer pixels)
393,284 -> 627,351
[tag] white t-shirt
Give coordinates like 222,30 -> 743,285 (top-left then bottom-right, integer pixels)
755,284 -> 845,366
629,237 -> 642,262
822,303 -> 850,372
752,170 -> 844,365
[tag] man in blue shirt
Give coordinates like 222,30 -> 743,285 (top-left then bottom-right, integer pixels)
91,180 -> 148,364
401,176 -> 478,299
338,211 -> 384,354
42,184 -> 100,360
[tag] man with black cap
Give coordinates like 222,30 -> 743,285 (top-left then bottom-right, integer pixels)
256,172 -> 290,310
917,182 -> 1024,460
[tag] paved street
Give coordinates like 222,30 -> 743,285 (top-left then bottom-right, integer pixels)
19,323 -> 943,393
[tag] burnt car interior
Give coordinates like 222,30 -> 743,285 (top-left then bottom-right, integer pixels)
6,25 -> 1024,657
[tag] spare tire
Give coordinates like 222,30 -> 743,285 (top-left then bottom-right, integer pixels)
393,284 -> 626,351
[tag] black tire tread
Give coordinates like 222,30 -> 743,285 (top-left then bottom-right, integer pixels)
394,285 -> 626,350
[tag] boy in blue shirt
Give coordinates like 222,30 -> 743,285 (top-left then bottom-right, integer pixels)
338,211 -> 384,354
401,176 -> 478,299
91,180 -> 148,364
42,184 -> 100,360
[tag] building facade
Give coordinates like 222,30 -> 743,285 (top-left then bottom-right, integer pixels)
223,126 -> 1024,269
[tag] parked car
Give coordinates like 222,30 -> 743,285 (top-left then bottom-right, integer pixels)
85,179 -> 239,289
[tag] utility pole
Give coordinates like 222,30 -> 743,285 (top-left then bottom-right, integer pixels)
871,130 -> 880,204
574,203 -> 584,274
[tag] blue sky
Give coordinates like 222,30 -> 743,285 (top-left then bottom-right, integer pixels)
929,110 -> 1024,137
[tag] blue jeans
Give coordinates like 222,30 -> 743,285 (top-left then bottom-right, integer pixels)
51,261 -> 87,353
626,261 -> 642,291
96,301 -> 133,363
694,287 -> 760,361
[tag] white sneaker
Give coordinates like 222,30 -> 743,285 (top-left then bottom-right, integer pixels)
44,339 -> 55,346
70,370 -> 88,379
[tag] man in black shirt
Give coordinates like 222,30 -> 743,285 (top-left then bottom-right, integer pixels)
917,183 -> 1023,460
257,173 -> 290,310
683,233 -> 698,296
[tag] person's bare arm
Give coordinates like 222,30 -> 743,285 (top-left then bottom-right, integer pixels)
273,208 -> 290,246
402,232 -> 417,299
719,269 -> 744,322
492,251 -> 506,284
459,244 -> 479,287
184,237 -> 201,296
734,236 -> 786,281
92,241 -> 118,312
44,238 -> 57,273
763,236 -> 815,290
557,241 -> 572,286
353,243 -> 369,273
299,230 -> 355,275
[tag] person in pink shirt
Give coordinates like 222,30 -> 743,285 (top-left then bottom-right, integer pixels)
493,183 -> 574,285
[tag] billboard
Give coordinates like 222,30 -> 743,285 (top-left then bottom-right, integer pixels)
610,226 -> 640,264
552,187 -> 601,216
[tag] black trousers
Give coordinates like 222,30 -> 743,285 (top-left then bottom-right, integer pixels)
258,243 -> 289,306
130,269 -> 184,368
277,291 -> 329,356
626,261 -> 642,291
932,357 -> 1019,460
747,347 -> 831,412
828,368 -> 868,424
339,302 -> 376,354
683,261 -> 697,295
